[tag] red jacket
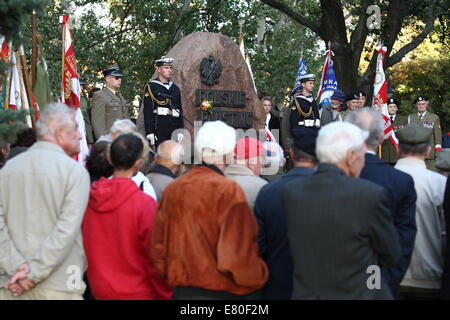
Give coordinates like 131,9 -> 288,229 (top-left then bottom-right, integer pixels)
82,177 -> 172,300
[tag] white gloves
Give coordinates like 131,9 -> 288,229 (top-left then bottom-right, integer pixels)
147,134 -> 157,145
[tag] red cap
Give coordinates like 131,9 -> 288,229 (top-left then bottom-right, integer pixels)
234,137 -> 265,160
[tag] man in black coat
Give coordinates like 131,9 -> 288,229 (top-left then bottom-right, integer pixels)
282,122 -> 401,299
346,108 -> 417,299
254,129 -> 318,299
143,57 -> 184,147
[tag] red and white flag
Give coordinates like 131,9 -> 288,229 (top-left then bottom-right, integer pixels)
0,36 -> 8,61
372,45 -> 398,151
61,15 -> 89,164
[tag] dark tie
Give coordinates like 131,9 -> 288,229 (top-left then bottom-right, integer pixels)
418,114 -> 423,122
390,116 -> 394,123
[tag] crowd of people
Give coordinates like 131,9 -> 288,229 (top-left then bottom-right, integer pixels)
0,57 -> 449,300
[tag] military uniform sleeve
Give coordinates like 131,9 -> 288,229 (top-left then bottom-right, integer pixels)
281,107 -> 293,149
216,184 -> 268,290
91,91 -> 108,138
27,166 -> 90,284
143,85 -> 155,136
0,195 -> 26,275
368,188 -> 401,268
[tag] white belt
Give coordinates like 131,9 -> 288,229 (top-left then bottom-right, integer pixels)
153,107 -> 180,117
298,119 -> 321,128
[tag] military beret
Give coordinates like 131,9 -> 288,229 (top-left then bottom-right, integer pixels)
103,63 -> 123,77
414,95 -> 428,104
345,93 -> 359,102
155,57 -> 174,67
299,73 -> 316,83
436,149 -> 450,171
396,124 -> 432,145
387,97 -> 399,106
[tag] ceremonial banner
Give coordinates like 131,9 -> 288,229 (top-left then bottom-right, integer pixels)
0,36 -> 8,108
61,15 -> 89,164
317,48 -> 339,105
239,28 -> 257,93
372,44 -> 398,150
292,57 -> 308,94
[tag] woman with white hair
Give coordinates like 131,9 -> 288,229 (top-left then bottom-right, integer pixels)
151,121 -> 268,300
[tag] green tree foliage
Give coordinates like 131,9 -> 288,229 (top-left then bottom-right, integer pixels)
0,109 -> 27,143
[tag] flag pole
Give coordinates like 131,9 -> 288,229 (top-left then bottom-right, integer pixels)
31,10 -> 37,88
61,16 -> 66,103
19,45 -> 37,128
300,41 -> 304,59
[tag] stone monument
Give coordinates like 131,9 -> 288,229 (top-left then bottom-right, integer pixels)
137,32 -> 264,141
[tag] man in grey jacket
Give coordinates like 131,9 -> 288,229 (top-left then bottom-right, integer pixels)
395,124 -> 447,299
0,103 -> 90,300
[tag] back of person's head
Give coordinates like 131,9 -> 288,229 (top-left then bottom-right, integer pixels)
345,108 -> 384,148
110,134 -> 143,170
316,122 -> 368,164
156,140 -> 184,165
12,128 -> 37,148
36,103 -> 76,140
396,124 -> 432,157
85,141 -> 113,180
263,141 -> 285,168
109,119 -> 137,137
195,121 -> 236,164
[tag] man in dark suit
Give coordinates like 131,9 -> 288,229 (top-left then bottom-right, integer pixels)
254,129 -> 318,299
282,122 -> 401,299
346,108 -> 417,299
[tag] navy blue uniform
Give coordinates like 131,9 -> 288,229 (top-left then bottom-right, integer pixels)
289,95 -> 320,142
143,78 -> 184,145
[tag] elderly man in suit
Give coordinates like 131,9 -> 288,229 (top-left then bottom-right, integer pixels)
282,122 -> 400,299
395,124 -> 447,300
346,108 -> 417,299
91,64 -> 129,140
407,95 -> 442,171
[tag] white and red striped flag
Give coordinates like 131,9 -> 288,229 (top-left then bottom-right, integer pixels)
372,44 -> 398,151
61,15 -> 89,164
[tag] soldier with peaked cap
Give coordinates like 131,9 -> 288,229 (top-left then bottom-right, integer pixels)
381,97 -> 407,165
407,95 -> 442,171
141,57 -> 184,148
356,90 -> 366,108
281,73 -> 320,152
91,63 -> 129,140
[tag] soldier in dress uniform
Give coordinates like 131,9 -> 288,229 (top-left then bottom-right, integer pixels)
407,95 -> 442,171
91,63 -> 129,140
340,93 -> 360,120
142,57 -> 184,147
281,73 -> 320,152
381,98 -> 407,165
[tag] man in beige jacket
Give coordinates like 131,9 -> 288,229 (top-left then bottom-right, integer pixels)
0,103 -> 90,300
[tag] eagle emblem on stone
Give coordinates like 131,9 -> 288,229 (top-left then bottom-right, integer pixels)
200,55 -> 222,86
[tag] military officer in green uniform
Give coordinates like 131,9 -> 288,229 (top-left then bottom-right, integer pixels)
381,98 -> 407,165
91,63 -> 129,140
407,95 -> 442,171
